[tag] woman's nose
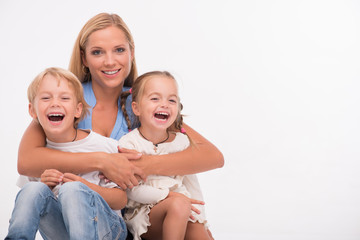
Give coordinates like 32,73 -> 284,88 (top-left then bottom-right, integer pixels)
104,53 -> 115,66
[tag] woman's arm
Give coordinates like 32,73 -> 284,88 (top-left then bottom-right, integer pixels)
130,123 -> 224,176
18,120 -> 144,189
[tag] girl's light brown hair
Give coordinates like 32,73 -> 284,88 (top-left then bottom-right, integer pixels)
69,13 -> 137,87
27,67 -> 89,128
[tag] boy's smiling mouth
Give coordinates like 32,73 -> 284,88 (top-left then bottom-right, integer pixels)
47,113 -> 64,122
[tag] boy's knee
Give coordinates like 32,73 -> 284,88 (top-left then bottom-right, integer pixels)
58,182 -> 92,206
58,181 -> 87,195
18,182 -> 50,200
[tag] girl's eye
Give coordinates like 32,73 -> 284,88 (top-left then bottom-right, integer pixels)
62,97 -> 70,100
169,99 -> 177,103
115,48 -> 125,53
91,50 -> 102,55
150,97 -> 159,101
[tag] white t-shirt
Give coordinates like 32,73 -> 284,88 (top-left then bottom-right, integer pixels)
17,130 -> 121,214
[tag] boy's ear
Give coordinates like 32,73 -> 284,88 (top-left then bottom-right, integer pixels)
132,102 -> 140,116
28,103 -> 38,119
75,102 -> 83,119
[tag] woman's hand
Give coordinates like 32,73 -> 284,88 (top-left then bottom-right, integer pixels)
101,148 -> 146,190
40,169 -> 63,188
167,191 -> 205,221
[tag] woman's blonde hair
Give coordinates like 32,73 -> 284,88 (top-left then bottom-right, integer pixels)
69,13 -> 137,87
27,67 -> 89,128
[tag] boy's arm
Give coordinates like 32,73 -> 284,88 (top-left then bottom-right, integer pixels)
63,173 -> 127,210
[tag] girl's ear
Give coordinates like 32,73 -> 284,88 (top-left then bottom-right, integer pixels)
75,102 -> 83,119
132,101 -> 140,116
28,103 -> 38,119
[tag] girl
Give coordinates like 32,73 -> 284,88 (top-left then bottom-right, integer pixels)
119,71 -> 212,240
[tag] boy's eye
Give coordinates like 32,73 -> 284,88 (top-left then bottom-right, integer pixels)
62,97 -> 70,100
41,97 -> 50,100
150,97 -> 159,101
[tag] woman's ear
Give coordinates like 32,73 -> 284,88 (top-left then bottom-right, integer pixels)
81,50 -> 88,67
132,102 -> 140,116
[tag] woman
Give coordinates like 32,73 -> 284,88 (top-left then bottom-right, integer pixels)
18,12 -> 223,200
18,12 -> 223,191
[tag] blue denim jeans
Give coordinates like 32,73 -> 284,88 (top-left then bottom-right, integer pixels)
6,181 -> 127,240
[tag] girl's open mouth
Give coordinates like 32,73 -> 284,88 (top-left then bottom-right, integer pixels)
154,112 -> 169,121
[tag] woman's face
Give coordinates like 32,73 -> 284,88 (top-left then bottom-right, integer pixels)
82,26 -> 133,92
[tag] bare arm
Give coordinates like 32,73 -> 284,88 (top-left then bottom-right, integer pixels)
18,120 -> 144,189
130,123 -> 224,176
63,173 -> 127,210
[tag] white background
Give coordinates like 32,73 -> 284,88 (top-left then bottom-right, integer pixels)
1,0 -> 360,239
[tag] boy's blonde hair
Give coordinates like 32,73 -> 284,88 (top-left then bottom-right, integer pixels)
27,67 -> 89,127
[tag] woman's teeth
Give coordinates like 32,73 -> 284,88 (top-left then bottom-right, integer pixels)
103,69 -> 120,75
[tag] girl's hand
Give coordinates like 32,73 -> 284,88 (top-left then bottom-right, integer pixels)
41,169 -> 63,188
167,191 -> 205,220
100,147 -> 146,190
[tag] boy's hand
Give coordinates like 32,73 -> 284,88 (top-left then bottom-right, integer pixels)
41,169 -> 63,188
62,172 -> 83,183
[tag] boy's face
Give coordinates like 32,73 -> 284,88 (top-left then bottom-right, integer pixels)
29,75 -> 82,142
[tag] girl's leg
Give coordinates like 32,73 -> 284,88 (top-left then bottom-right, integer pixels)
58,182 -> 127,240
185,222 -> 211,240
6,182 -> 68,240
142,195 -> 192,240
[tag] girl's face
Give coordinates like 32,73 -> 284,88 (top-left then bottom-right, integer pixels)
132,76 -> 179,133
29,75 -> 82,143
82,26 -> 133,92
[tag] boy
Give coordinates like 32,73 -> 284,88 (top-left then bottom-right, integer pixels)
6,67 -> 127,240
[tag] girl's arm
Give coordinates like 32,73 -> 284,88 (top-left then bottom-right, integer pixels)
130,123 -> 224,176
18,120 -> 144,189
63,173 -> 127,210
127,184 -> 169,204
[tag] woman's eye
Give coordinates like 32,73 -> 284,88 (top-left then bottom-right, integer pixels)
91,50 -> 102,55
115,48 -> 125,53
